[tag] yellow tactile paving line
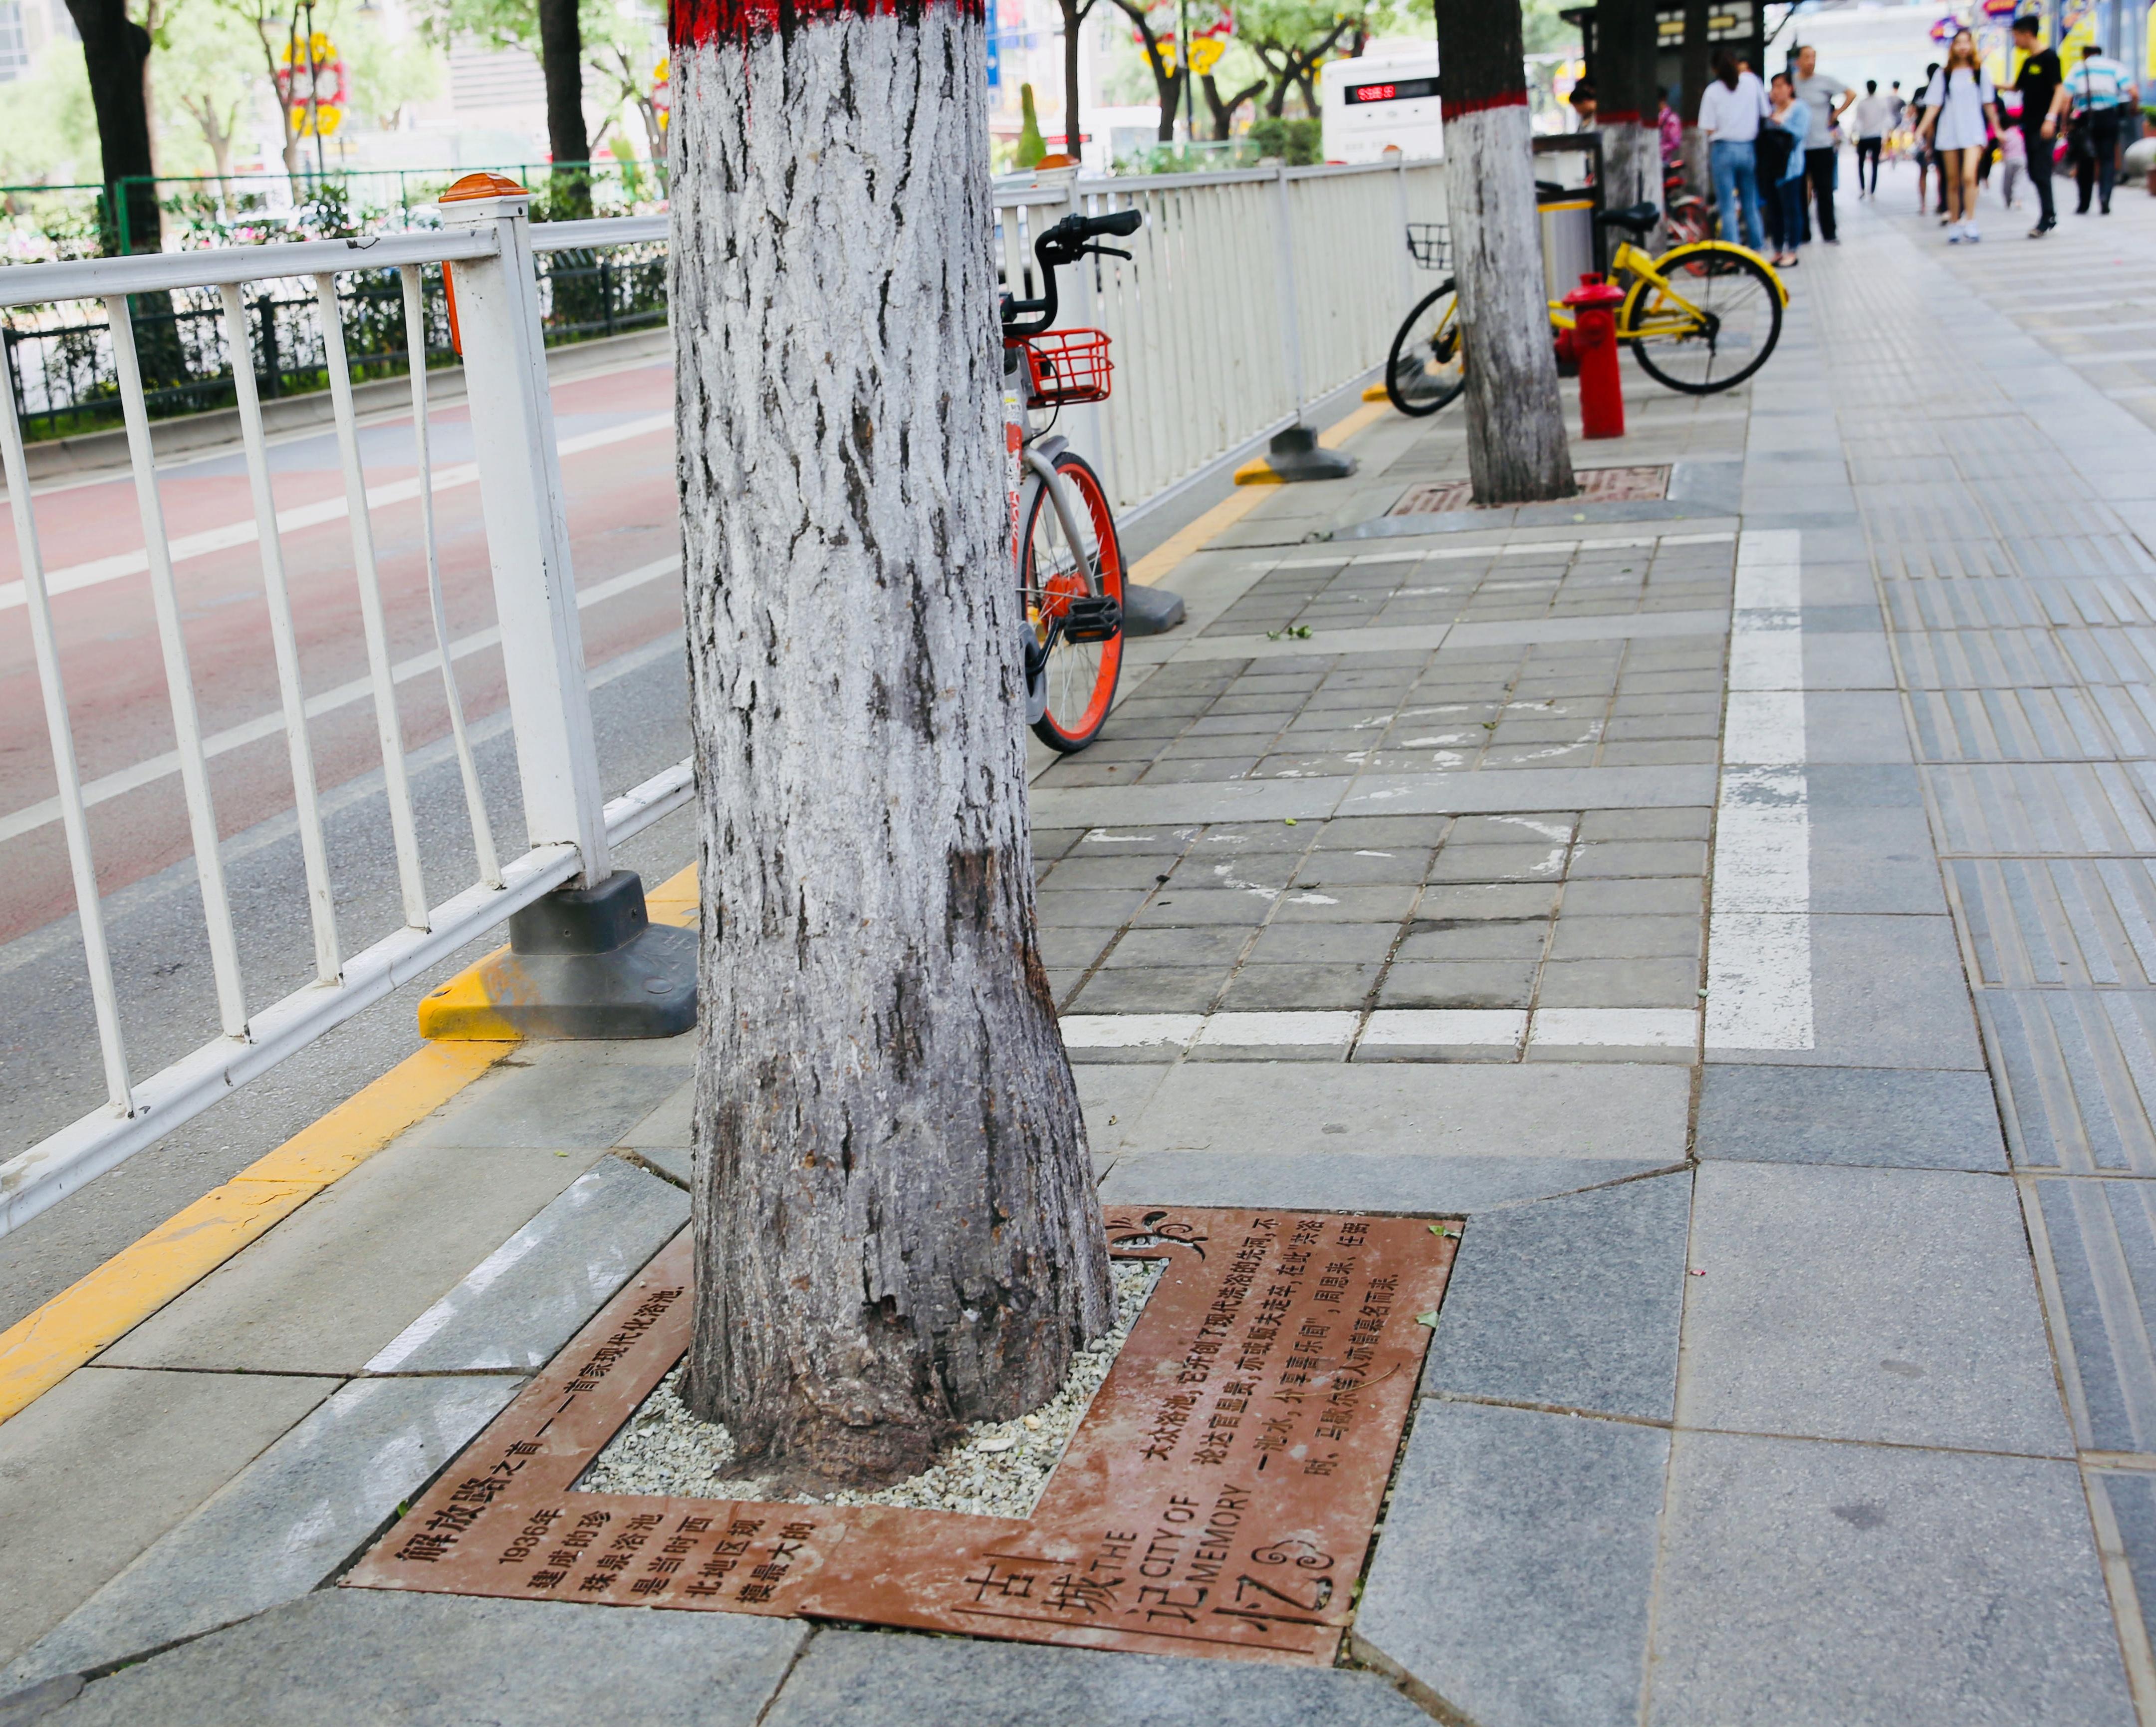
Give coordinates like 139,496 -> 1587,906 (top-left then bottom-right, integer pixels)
0,388 -> 1410,1424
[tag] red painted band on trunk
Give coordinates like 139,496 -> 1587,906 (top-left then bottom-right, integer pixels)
673,0 -> 979,45
1599,108 -> 1642,124
1440,88 -> 1529,117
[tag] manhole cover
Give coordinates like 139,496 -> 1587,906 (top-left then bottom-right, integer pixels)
346,1207 -> 1458,1665
1392,464 -> 1671,515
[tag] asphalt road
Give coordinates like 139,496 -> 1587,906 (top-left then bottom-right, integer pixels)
0,357 -> 694,1329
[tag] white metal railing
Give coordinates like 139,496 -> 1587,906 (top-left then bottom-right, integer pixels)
1,170 -> 1431,1239
0,194 -> 688,1237
993,158 -> 1444,517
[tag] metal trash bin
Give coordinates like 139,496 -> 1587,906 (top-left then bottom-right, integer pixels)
1539,198 -> 1596,303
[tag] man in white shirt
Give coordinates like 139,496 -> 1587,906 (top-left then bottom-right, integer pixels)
2067,42 -> 2140,213
1850,78 -> 1896,197
1791,44 -> 1854,241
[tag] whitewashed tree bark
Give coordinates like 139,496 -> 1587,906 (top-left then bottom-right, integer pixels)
1595,0 -> 1662,233
672,0 -> 1113,1487
1436,0 -> 1575,505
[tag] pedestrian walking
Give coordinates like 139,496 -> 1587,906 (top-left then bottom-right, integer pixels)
1698,47 -> 1770,252
1852,78 -> 1894,195
1764,72 -> 1810,266
2011,13 -> 2066,236
1792,43 -> 1854,242
1889,79 -> 1907,132
1659,90 -> 1683,164
1911,61 -> 1944,214
2000,115 -> 2027,209
2066,41 -> 2138,214
1918,31 -> 2003,242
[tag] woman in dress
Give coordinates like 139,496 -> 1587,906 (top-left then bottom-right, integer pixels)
1918,28 -> 2005,242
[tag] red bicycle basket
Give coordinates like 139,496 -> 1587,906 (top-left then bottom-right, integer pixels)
1017,329 -> 1113,405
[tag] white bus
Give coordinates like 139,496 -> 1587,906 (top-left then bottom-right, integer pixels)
1319,47 -> 1444,165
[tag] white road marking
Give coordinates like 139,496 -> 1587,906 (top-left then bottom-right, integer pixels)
0,412 -> 672,612
1362,1009 -> 1525,1047
1529,1008 -> 1698,1049
0,554 -> 681,845
1706,528 -> 1814,1051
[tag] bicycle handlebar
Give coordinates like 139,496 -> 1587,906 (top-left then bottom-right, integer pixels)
1000,209 -> 1145,341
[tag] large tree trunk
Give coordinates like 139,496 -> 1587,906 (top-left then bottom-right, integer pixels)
64,0 -> 159,252
539,0 -> 593,216
671,0 -> 1113,1488
1595,0 -> 1660,219
1435,0 -> 1575,505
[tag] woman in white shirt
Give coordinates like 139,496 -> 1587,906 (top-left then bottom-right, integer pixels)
1697,48 -> 1772,251
1918,28 -> 2004,241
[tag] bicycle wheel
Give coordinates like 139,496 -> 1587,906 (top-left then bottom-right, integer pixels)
1384,279 -> 1466,418
1622,244 -> 1783,395
1021,450 -> 1125,753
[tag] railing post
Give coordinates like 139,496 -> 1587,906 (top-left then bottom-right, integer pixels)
1244,165 -> 1355,483
438,173 -> 611,886
420,172 -> 695,1043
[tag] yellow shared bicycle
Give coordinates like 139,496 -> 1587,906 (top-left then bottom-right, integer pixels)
1385,202 -> 1790,416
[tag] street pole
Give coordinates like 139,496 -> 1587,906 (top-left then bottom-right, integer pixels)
1178,0 -> 1193,143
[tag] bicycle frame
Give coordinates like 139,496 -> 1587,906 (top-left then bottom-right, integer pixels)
1546,237 -> 1787,340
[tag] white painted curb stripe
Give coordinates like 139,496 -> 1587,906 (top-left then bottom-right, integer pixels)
1707,528 -> 1815,1051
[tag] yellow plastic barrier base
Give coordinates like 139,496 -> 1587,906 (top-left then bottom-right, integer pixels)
1362,382 -> 1390,402
1232,456 -> 1288,486
418,863 -> 701,1042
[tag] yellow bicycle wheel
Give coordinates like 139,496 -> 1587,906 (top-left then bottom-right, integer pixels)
1621,244 -> 1783,395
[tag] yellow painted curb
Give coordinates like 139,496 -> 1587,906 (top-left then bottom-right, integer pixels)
419,863 -> 701,1041
0,1038 -> 511,1427
1321,398 -> 1392,448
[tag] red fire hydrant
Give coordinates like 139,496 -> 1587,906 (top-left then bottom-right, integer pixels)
1562,272 -> 1627,440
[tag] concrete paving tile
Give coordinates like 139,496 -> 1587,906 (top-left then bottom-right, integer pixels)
1356,1403 -> 1665,1727
1100,927 -> 1250,968
99,1133 -> 609,1375
1806,690 -> 1916,764
1116,1060 -> 1689,1161
1244,923 -> 1397,964
1397,921 -> 1548,962
1695,1065 -> 2006,1171
1678,1162 -> 2072,1455
620,1076 -> 694,1149
1035,889 -> 1154,927
1803,633 -> 1897,690
1535,958 -> 1700,1009
1646,1433 -> 2133,1727
400,1053 -> 694,1150
1074,1065 -> 1172,1159
1568,839 -> 1707,878
1102,1153 -> 1680,1212
1428,1171 -> 1690,1419
1416,882 -> 1561,920
0,1369 -> 336,1669
1809,807 -> 1947,914
1548,915 -> 1701,960
1215,963 -> 1381,1011
1127,888 -> 1271,926
1559,877 -> 1704,917
1270,885 -> 1423,921
2031,1178 -> 2156,1453
2,1376 -> 522,1690
35,1591 -> 809,1727
1065,968 -> 1225,1013
1038,927 -> 1114,970
364,1158 -> 687,1374
1380,959 -> 1539,1008
1713,914 -> 1982,1071
762,1625 -> 1431,1726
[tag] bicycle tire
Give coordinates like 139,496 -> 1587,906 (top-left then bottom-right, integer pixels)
1022,449 -> 1125,753
1384,279 -> 1466,418
1622,244 -> 1783,395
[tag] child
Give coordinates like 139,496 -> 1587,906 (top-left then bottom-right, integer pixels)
2000,119 -> 2026,209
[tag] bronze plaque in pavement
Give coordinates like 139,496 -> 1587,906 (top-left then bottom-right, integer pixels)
344,1208 -> 1458,1665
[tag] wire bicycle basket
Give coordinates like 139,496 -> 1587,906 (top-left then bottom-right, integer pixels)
1405,222 -> 1450,270
1013,328 -> 1114,405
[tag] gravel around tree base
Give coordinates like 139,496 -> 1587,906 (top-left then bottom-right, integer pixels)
574,1259 -> 1160,1516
